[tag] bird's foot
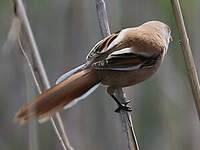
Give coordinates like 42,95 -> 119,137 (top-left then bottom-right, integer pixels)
109,93 -> 132,113
123,100 -> 131,105
115,100 -> 132,113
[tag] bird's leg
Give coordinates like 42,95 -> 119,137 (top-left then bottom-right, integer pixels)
107,86 -> 132,113
111,94 -> 132,113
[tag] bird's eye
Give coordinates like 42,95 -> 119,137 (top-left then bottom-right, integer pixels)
167,26 -> 171,34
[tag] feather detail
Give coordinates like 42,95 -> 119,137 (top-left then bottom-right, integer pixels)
92,49 -> 161,71
56,64 -> 86,84
86,33 -> 119,61
14,68 -> 100,124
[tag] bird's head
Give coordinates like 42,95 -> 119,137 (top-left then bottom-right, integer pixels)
141,20 -> 172,55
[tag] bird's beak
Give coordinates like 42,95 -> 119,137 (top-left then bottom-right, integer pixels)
170,36 -> 173,41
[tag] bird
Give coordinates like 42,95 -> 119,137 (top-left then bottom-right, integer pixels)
14,20 -> 172,124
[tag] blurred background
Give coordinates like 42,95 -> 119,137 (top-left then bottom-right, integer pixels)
0,0 -> 200,150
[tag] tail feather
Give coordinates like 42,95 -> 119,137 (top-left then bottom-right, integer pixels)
14,67 -> 100,124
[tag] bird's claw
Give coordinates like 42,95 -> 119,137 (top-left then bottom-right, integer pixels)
115,104 -> 132,113
122,100 -> 131,105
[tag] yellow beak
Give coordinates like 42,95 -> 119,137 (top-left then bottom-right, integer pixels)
170,36 -> 173,41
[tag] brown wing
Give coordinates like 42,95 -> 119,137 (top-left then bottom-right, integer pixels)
92,51 -> 161,71
86,33 -> 119,61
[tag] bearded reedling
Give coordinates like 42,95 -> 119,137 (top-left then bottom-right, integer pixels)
15,21 -> 172,124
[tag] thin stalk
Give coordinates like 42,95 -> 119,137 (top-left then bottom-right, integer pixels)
95,0 -> 139,149
171,0 -> 200,120
22,39 -> 39,150
13,0 -> 74,150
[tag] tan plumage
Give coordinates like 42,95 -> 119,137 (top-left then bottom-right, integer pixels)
15,21 -> 172,124
15,69 -> 100,124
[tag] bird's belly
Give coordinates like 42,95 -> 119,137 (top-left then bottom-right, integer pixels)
99,67 -> 158,87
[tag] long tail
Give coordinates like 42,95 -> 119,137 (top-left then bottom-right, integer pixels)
14,66 -> 101,124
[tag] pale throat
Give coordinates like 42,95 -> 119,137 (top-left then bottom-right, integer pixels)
163,36 -> 170,56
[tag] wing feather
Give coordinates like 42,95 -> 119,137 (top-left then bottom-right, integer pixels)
92,50 -> 160,71
86,33 -> 119,61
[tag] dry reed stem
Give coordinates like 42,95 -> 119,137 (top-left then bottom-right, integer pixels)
13,0 -> 74,149
95,0 -> 139,149
171,0 -> 200,120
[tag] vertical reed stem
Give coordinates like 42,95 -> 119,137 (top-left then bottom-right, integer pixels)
95,0 -> 139,149
171,0 -> 200,120
13,0 -> 74,149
